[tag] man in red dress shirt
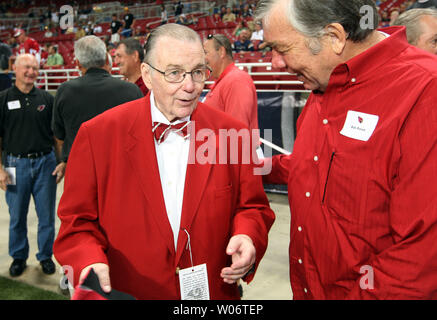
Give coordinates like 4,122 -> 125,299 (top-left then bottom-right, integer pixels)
114,37 -> 149,96
203,34 -> 259,133
257,0 -> 437,299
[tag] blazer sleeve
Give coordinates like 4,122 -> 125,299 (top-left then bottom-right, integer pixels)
53,123 -> 109,286
231,136 -> 275,283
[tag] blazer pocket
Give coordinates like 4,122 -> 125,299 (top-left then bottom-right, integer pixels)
214,184 -> 233,198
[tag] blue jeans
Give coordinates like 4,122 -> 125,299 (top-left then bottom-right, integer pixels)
5,151 -> 57,261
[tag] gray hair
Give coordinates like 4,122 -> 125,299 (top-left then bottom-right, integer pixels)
393,8 -> 437,45
210,34 -> 233,59
144,23 -> 201,64
255,0 -> 379,53
74,35 -> 107,69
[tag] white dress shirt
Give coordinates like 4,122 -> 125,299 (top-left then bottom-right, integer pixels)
150,92 -> 190,249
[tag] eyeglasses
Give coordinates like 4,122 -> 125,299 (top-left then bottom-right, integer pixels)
147,63 -> 211,83
207,34 -> 225,48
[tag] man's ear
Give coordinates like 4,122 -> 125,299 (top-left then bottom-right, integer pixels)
325,23 -> 347,55
141,62 -> 152,90
219,46 -> 227,59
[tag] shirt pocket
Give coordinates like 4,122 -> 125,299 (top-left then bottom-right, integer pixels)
324,151 -> 369,224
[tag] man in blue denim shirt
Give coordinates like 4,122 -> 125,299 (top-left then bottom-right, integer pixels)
0,54 -> 65,277
232,28 -> 255,53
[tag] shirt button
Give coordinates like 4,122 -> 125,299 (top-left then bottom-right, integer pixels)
298,259 -> 303,264
351,77 -> 357,83
313,155 -> 319,162
305,192 -> 311,198
304,288 -> 308,293
298,226 -> 302,232
323,119 -> 328,125
176,267 -> 180,275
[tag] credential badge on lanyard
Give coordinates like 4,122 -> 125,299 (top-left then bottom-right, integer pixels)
178,228 -> 210,300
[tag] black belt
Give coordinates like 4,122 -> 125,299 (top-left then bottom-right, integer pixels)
7,150 -> 52,159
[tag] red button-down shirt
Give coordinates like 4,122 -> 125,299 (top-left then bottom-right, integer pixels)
266,26 -> 437,299
204,63 -> 259,132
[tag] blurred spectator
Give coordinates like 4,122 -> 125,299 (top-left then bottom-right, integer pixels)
44,26 -> 53,38
187,14 -> 198,25
160,4 -> 168,25
0,41 -> 12,71
223,7 -> 237,23
250,21 -> 270,52
51,10 -> 59,27
250,21 -> 264,41
394,8 -> 437,55
389,8 -> 401,25
233,28 -> 254,53
14,29 -> 41,64
114,38 -> 148,96
93,23 -> 103,35
75,25 -> 86,40
380,10 -> 391,27
122,7 -> 135,38
176,13 -> 189,25
44,45 -> 64,67
241,4 -> 253,18
174,0 -> 184,16
233,20 -> 245,37
110,14 -> 122,39
219,5 -> 227,19
40,43 -> 50,66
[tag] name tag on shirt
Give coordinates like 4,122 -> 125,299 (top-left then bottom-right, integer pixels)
340,110 -> 379,142
7,100 -> 21,110
179,263 -> 210,300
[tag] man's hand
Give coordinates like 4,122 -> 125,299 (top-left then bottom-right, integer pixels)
221,234 -> 256,284
52,161 -> 66,184
0,168 -> 11,191
79,263 -> 111,293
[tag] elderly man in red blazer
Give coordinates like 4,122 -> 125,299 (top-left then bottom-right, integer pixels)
53,23 -> 275,300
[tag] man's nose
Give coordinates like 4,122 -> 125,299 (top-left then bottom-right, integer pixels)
271,50 -> 287,70
181,73 -> 196,91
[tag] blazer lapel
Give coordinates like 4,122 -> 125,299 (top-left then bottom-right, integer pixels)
175,105 -> 214,264
125,97 -> 176,255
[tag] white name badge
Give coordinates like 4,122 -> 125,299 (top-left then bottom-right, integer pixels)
7,100 -> 21,110
179,263 -> 210,300
340,110 -> 379,142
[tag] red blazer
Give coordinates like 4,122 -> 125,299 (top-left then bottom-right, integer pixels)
53,95 -> 275,300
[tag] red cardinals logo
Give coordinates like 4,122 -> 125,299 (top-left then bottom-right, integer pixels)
358,116 -> 363,124
37,105 -> 46,112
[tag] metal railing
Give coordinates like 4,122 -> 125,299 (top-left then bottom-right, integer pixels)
30,62 -> 308,93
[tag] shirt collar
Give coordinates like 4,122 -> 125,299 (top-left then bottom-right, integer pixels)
12,85 -> 36,96
150,91 -> 190,125
327,26 -> 409,89
210,62 -> 235,92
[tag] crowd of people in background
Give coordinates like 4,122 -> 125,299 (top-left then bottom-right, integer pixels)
0,0 -> 435,76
